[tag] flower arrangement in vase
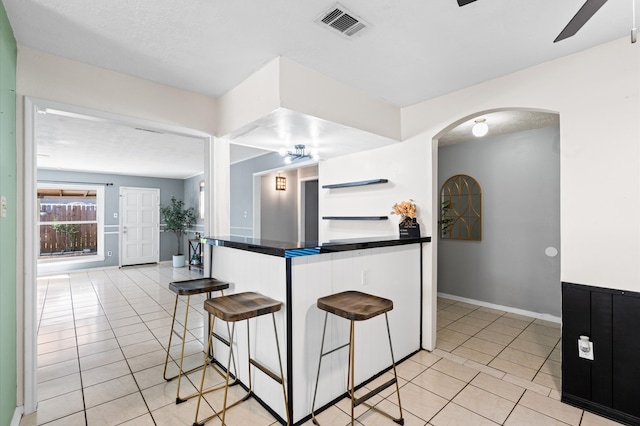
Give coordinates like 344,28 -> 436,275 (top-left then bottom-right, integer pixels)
391,199 -> 420,238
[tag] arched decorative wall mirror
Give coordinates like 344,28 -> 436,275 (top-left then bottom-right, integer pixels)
198,180 -> 205,220
440,174 -> 482,240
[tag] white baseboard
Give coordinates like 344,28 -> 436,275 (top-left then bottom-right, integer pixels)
37,264 -> 121,277
11,406 -> 24,426
437,292 -> 562,324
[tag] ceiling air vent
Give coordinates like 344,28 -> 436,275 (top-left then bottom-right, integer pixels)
315,3 -> 369,38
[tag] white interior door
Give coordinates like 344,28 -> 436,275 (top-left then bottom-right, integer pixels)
119,187 -> 160,266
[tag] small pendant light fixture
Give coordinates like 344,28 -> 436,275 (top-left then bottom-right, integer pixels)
472,118 -> 489,137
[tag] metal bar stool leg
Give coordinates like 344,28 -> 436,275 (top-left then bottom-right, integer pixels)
194,292 -> 288,426
348,320 -> 356,426
181,311 -> 239,404
245,319 -> 253,399
165,294 -> 212,385
174,294 -> 192,401
163,294 -> 180,381
218,314 -> 289,426
194,319 -> 249,426
165,281 -> 230,402
312,291 -> 404,426
219,321 -> 237,426
351,314 -> 404,425
193,315 -> 218,426
193,319 -> 237,426
272,312 -> 290,426
311,312 -> 352,425
310,312 -> 329,425
385,312 -> 404,422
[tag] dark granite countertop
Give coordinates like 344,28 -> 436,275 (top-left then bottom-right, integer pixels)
202,235 -> 431,258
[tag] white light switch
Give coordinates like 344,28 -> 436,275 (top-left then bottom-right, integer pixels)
0,195 -> 6,218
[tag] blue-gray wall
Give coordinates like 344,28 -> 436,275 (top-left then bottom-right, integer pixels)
183,173 -> 205,234
38,169 -> 189,271
230,152 -> 320,241
437,125 -> 561,316
304,179 -> 319,241
260,168 -> 299,242
230,152 -> 285,237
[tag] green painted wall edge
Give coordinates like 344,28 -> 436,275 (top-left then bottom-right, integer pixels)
0,1 -> 18,424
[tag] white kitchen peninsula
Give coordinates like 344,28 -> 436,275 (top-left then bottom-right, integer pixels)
202,235 -> 430,424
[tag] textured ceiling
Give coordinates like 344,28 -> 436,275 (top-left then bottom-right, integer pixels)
4,0 -> 635,107
5,0 -> 633,178
439,111 -> 560,145
35,110 -> 206,179
227,109 -> 399,159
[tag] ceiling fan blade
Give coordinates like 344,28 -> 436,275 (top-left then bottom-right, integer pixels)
554,0 -> 608,42
457,0 -> 478,6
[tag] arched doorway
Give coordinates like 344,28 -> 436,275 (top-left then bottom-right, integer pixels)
430,108 -> 561,351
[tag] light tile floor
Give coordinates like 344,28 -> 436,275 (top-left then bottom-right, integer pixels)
20,265 -> 624,426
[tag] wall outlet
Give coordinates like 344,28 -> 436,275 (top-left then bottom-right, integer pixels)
107,250 -> 113,257
113,212 -> 118,218
0,195 -> 6,218
578,338 -> 594,360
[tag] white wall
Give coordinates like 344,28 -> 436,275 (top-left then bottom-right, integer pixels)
279,57 -> 401,141
321,37 -> 639,292
215,58 -> 281,137
14,46 -> 221,410
319,133 -> 432,239
215,57 -> 401,142
402,38 -> 640,293
17,47 -> 217,134
318,37 -> 639,350
12,33 -> 640,409
318,132 -> 434,348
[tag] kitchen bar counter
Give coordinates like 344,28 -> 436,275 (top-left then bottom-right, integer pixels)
202,235 -> 430,424
203,235 -> 431,259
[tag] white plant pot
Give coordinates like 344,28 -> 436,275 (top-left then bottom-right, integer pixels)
172,254 -> 186,268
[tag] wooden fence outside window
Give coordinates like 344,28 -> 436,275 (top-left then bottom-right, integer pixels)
39,203 -> 98,257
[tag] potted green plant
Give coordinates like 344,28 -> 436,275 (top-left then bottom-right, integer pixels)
439,198 -> 455,238
160,195 -> 197,267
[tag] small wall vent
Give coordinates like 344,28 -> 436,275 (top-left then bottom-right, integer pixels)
315,3 -> 369,38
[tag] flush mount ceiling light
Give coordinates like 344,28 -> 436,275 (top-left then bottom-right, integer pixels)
472,119 -> 489,137
279,144 -> 319,164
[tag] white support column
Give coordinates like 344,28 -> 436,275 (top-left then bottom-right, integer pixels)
210,137 -> 230,237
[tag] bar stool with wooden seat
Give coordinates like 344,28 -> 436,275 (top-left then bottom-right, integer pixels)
193,291 -> 290,426
310,290 -> 404,425
163,277 -> 230,403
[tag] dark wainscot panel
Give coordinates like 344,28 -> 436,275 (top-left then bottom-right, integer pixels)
562,282 -> 640,425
